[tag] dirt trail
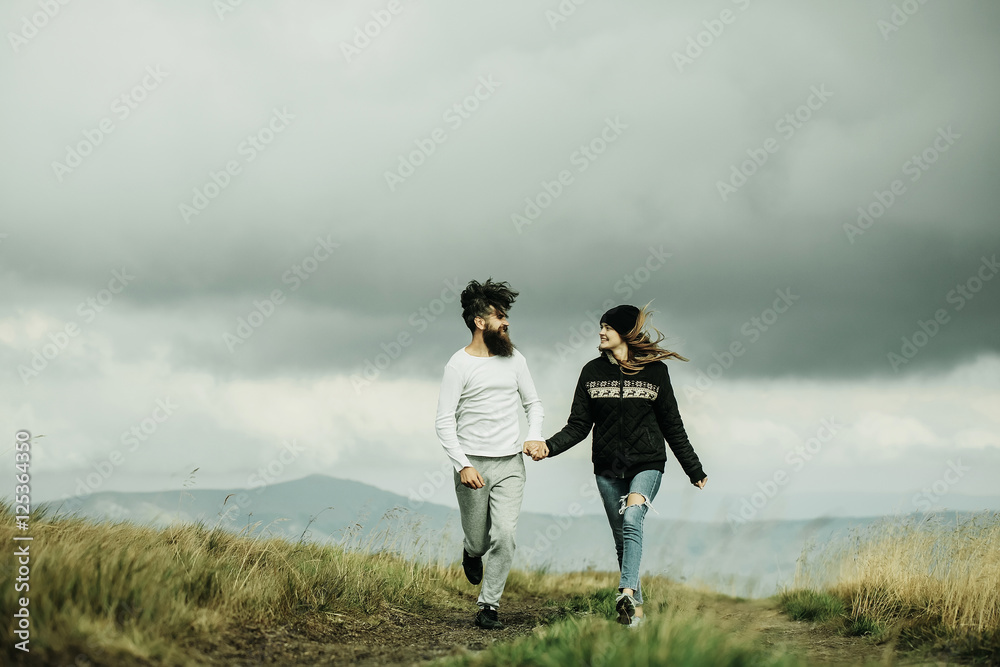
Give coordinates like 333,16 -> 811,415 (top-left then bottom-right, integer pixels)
702,596 -> 966,666
704,596 -> 889,666
198,593 -> 949,666
199,595 -> 559,666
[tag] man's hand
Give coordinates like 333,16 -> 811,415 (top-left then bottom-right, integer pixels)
693,476 -> 708,489
460,466 -> 485,489
522,440 -> 549,461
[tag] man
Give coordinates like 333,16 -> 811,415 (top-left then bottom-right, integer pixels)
434,278 -> 545,630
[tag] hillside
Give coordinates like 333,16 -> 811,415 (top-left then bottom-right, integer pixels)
41,473 -> 901,598
3,500 -> 997,665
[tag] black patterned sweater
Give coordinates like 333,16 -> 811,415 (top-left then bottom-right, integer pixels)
546,352 -> 706,483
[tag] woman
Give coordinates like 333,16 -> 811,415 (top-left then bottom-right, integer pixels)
526,304 -> 707,627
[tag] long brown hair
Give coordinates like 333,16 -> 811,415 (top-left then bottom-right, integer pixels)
615,302 -> 688,374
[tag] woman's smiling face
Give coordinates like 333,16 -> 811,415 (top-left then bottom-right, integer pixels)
599,323 -> 623,350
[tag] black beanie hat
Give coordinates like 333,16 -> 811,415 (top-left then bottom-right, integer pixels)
601,305 -> 640,336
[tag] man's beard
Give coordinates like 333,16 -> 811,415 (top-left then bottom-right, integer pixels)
483,325 -> 515,357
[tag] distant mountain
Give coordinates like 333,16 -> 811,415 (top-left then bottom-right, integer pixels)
44,473 -> 459,554
41,474 -> 981,598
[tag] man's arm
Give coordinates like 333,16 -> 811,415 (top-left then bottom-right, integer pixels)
434,363 -> 474,473
516,353 -> 548,459
516,353 -> 544,442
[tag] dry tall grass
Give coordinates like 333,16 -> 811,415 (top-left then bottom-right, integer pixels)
792,511 -> 1000,651
0,500 -> 613,665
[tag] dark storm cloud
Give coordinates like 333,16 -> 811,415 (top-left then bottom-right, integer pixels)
2,0 -> 998,382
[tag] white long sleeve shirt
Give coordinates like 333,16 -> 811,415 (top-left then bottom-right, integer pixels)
434,347 -> 544,472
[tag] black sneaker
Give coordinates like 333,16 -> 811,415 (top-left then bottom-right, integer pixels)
615,592 -> 636,626
475,605 -> 504,630
462,549 -> 483,585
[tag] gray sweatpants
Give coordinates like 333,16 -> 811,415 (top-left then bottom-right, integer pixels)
454,453 -> 525,608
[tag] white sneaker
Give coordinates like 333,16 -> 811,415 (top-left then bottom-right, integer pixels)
628,615 -> 644,629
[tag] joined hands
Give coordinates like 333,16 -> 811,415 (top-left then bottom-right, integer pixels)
522,440 -> 548,461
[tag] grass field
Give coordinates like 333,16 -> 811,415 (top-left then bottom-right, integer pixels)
2,500 -> 997,665
781,511 -> 1000,662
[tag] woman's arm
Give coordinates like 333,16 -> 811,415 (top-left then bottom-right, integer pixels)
545,369 -> 594,457
654,365 -> 706,484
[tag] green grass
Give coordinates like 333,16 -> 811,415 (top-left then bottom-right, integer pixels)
778,589 -> 888,642
437,601 -> 807,667
777,589 -> 845,623
844,614 -> 883,639
552,588 -> 618,616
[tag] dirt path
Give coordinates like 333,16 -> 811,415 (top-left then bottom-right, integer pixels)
701,596 -> 961,666
199,595 -> 559,666
704,596 -> 890,666
197,593 -> 951,666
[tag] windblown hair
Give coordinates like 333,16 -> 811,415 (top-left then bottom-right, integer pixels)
461,278 -> 519,332
615,302 -> 689,374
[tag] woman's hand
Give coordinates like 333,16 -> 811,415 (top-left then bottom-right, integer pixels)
523,440 -> 549,461
693,476 -> 707,489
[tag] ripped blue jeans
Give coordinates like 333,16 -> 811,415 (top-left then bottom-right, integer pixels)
595,469 -> 662,605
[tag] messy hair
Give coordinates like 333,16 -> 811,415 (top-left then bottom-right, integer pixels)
461,278 -> 519,332
616,302 -> 689,374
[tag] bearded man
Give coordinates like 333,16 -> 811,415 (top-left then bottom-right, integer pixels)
434,278 -> 545,630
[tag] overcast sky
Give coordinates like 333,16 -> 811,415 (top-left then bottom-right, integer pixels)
2,0 -> 999,524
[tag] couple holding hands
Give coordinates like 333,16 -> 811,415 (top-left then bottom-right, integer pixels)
434,279 -> 707,630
